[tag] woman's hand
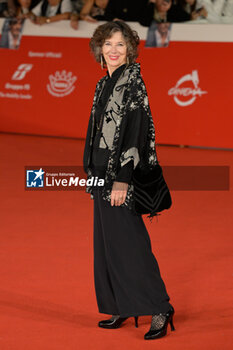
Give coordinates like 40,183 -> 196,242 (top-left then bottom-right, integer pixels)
199,7 -> 208,18
191,11 -> 199,20
111,181 -> 128,206
83,14 -> 97,22
35,16 -> 47,25
70,14 -> 79,30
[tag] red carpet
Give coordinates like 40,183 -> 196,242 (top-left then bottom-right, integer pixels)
0,132 -> 232,350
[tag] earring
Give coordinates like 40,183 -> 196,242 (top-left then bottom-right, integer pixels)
101,55 -> 104,70
126,56 -> 129,66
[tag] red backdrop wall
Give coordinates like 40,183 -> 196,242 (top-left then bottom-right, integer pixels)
0,35 -> 233,148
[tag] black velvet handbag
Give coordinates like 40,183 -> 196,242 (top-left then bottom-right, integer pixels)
132,163 -> 172,218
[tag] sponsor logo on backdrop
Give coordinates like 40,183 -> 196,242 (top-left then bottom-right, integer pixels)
12,64 -> 33,80
5,83 -> 30,91
28,51 -> 62,58
0,64 -> 33,99
0,92 -> 32,99
25,166 -> 104,190
168,70 -> 207,107
47,70 -> 77,97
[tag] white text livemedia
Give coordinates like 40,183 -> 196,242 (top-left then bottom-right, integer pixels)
45,176 -> 104,187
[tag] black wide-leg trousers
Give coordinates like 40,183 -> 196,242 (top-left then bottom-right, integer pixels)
93,187 -> 172,318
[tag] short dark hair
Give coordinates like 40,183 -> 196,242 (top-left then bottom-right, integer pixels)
89,21 -> 140,66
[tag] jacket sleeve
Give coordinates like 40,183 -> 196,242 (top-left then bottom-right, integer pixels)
104,0 -> 117,21
168,4 -> 191,22
115,159 -> 134,184
83,79 -> 102,173
139,2 -> 155,26
116,75 -> 157,185
116,94 -> 148,183
83,111 -> 93,174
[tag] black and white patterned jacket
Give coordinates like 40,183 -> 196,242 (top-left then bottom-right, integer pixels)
83,63 -> 157,212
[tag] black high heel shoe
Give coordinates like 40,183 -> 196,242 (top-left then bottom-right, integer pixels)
98,315 -> 139,329
144,306 -> 175,340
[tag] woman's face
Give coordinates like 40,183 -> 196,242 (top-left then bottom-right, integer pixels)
102,31 -> 127,74
156,0 -> 172,12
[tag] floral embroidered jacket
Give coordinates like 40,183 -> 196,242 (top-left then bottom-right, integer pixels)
83,62 -> 157,212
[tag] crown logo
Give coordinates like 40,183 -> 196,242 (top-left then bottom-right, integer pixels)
47,70 -> 77,97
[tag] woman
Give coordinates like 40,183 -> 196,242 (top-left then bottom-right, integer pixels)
83,20 -> 175,340
177,0 -> 208,20
139,0 -> 190,26
12,0 -> 34,17
31,0 -> 72,25
5,0 -> 39,17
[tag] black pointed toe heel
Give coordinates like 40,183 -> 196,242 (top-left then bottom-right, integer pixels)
144,306 -> 175,340
169,314 -> 175,331
134,316 -> 139,328
98,316 -> 139,329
